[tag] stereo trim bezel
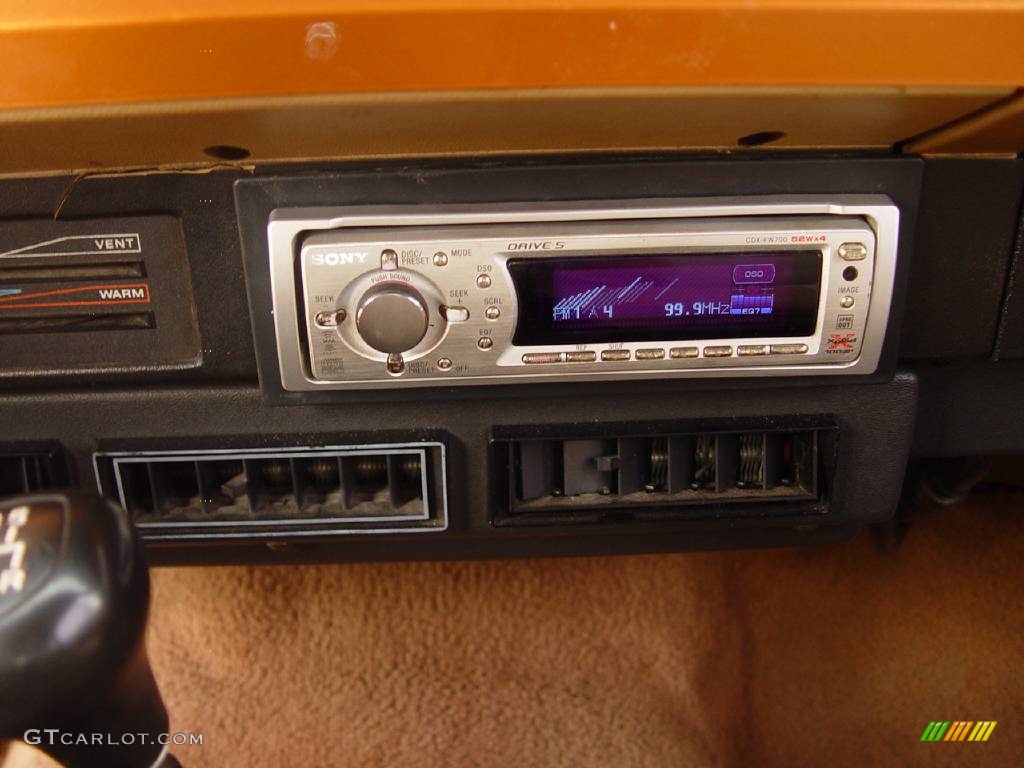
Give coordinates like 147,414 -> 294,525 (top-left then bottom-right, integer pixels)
266,196 -> 899,391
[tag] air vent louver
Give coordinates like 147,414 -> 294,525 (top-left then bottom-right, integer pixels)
0,448 -> 67,496
95,443 -> 447,541
492,423 -> 835,525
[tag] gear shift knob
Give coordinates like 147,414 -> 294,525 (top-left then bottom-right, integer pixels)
0,492 -> 178,768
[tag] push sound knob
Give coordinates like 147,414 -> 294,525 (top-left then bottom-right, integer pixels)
355,283 -> 430,354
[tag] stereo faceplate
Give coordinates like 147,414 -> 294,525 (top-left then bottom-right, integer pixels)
267,197 -> 899,390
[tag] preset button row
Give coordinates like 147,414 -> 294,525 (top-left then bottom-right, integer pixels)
523,344 -> 808,364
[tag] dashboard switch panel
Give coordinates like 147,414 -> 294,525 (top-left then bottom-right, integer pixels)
0,216 -> 200,380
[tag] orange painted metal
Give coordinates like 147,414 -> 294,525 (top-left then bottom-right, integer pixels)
0,1 -> 1022,110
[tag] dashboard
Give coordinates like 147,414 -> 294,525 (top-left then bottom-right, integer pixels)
0,154 -> 1021,565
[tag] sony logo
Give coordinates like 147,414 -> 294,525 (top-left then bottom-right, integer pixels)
507,241 -> 566,251
312,252 -> 368,266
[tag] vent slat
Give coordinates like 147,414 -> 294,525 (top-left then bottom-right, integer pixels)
241,459 -> 264,514
667,436 -> 692,493
19,457 -> 31,493
338,456 -> 353,511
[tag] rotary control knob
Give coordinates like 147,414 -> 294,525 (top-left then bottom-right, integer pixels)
355,283 -> 431,354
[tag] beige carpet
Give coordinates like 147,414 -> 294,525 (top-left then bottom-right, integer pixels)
5,494 -> 1023,767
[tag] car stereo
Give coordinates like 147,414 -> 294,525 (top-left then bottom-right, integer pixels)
266,197 -> 899,390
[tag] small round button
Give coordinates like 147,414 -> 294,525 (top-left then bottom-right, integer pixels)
437,357 -> 453,370
356,284 -> 429,354
477,337 -> 494,350
476,274 -> 492,289
484,306 -> 500,320
840,295 -> 855,309
432,252 -> 448,267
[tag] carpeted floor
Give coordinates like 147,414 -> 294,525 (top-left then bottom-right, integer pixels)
4,493 -> 1023,767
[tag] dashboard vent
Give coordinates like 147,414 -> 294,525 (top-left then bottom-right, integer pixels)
0,447 -> 68,496
94,443 -> 447,541
492,422 -> 835,525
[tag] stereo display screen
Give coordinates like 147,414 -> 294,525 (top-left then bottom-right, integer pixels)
510,250 -> 822,345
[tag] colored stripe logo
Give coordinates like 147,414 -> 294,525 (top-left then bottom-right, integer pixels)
921,721 -> 997,742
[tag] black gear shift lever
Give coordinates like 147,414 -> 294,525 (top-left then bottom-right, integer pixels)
0,492 -> 181,768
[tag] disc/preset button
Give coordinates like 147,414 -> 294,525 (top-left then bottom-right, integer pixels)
380,249 -> 399,270
355,284 -> 429,354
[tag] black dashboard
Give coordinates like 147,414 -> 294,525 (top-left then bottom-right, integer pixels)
1,154 -> 1022,565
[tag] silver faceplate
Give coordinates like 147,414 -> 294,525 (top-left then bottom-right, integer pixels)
266,197 -> 899,390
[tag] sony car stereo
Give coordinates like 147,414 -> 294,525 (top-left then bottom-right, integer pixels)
265,197 -> 899,390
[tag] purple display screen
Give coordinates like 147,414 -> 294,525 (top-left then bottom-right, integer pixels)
510,251 -> 821,345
